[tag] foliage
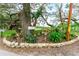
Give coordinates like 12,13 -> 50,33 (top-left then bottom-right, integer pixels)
0,4 -> 19,29
71,23 -> 79,35
48,22 -> 76,43
25,32 -> 37,43
57,23 -> 68,33
48,31 -> 64,43
2,30 -> 17,38
31,4 -> 43,20
32,30 -> 42,36
70,33 -> 75,39
31,27 -> 53,36
0,32 -> 1,36
33,27 -> 44,36
0,3 -> 78,43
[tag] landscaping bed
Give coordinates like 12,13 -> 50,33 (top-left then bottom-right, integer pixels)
1,24 -> 79,48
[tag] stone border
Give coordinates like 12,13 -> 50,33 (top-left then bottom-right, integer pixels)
2,36 -> 79,48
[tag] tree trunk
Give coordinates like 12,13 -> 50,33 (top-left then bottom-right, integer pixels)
32,19 -> 37,26
66,3 -> 72,41
59,4 -> 63,25
19,3 -> 31,37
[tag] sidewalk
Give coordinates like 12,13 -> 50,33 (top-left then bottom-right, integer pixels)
0,49 -> 18,56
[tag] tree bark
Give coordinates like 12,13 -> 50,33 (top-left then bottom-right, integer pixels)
66,3 -> 72,41
33,19 -> 37,26
19,3 -> 31,37
59,4 -> 63,25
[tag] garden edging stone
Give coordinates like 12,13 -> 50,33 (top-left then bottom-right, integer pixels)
2,36 -> 79,48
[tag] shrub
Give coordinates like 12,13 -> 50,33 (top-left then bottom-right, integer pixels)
32,27 -> 53,36
2,30 -> 17,38
32,30 -> 42,36
48,31 -> 64,43
71,23 -> 79,35
0,32 -> 1,36
25,32 -> 37,43
56,23 -> 67,33
70,33 -> 75,39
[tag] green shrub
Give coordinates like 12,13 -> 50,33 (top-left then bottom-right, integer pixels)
70,33 -> 75,39
48,31 -> 64,43
32,27 -> 53,36
71,23 -> 79,35
56,23 -> 67,33
32,30 -> 42,36
25,32 -> 37,43
0,32 -> 1,36
2,30 -> 17,38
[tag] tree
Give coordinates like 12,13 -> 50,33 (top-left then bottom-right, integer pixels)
0,4 -> 19,29
19,3 -> 31,37
31,4 -> 43,26
59,4 -> 64,25
66,3 -> 72,41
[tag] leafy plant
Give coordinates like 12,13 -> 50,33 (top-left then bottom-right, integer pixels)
0,32 -> 1,36
32,30 -> 42,36
25,32 -> 37,43
70,33 -> 75,39
2,30 -> 16,38
56,23 -> 67,33
48,31 -> 64,43
71,23 -> 79,35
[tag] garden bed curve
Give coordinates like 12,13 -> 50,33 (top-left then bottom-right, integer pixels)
2,36 -> 79,48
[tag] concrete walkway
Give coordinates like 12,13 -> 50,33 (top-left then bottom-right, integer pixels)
0,49 -> 18,56
0,38 -> 18,56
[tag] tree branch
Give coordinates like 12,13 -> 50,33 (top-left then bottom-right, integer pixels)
41,14 -> 54,27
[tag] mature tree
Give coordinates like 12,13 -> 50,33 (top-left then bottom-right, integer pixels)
42,3 -> 64,27
19,3 -> 31,37
0,4 -> 19,29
